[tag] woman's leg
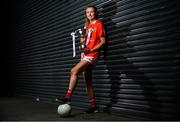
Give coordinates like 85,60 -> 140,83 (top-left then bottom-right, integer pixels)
83,67 -> 98,113
56,60 -> 91,103
65,60 -> 91,99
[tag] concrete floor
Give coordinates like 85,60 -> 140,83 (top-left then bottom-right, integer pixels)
0,97 -> 134,121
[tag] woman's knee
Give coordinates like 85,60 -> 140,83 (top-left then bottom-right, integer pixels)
70,68 -> 78,75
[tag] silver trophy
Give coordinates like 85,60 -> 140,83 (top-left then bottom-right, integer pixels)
78,28 -> 84,37
70,28 -> 85,57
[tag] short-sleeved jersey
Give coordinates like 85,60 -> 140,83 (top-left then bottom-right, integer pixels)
83,19 -> 105,57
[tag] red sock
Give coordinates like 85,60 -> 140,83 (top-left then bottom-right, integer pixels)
89,96 -> 96,108
65,88 -> 72,99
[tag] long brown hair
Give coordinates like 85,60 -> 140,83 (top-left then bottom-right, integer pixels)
85,5 -> 98,28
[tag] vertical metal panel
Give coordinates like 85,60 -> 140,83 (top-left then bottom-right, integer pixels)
13,0 -> 180,120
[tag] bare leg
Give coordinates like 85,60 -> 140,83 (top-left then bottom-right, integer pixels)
68,60 -> 90,95
83,66 -> 97,109
83,67 -> 94,98
56,60 -> 91,103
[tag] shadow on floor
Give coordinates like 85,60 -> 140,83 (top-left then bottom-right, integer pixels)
0,96 -> 135,121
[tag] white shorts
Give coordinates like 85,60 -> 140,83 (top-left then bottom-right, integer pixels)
81,55 -> 98,64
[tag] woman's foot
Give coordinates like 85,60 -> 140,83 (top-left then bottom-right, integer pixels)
55,96 -> 71,104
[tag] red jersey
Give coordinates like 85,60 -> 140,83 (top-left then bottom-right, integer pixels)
84,19 -> 105,57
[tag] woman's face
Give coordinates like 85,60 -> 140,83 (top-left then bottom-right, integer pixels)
86,7 -> 96,21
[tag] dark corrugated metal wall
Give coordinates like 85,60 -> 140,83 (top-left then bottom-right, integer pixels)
13,0 -> 180,120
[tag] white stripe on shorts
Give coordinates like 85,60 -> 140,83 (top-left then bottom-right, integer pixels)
81,55 -> 97,64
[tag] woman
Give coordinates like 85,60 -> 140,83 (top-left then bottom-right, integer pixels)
56,5 -> 106,113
